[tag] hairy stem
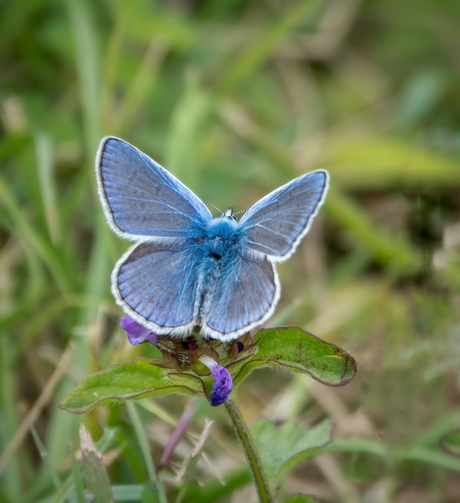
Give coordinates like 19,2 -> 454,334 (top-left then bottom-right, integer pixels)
224,399 -> 273,503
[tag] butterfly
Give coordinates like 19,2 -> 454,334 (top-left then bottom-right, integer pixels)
96,137 -> 329,341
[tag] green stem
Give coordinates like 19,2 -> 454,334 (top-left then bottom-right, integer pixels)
224,399 -> 273,503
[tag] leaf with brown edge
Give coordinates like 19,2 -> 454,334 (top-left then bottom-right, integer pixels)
230,327 -> 356,387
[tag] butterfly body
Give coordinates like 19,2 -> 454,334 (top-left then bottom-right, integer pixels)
97,137 -> 328,341
188,215 -> 245,329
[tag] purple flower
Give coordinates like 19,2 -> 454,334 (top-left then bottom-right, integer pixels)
120,317 -> 159,346
199,355 -> 233,406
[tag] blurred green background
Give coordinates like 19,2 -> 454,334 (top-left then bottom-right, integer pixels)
1,0 -> 460,502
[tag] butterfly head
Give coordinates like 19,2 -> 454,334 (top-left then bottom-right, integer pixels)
222,207 -> 236,221
222,206 -> 246,222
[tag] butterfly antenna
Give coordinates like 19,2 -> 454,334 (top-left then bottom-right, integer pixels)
229,208 -> 246,221
206,203 -> 246,220
205,202 -> 223,215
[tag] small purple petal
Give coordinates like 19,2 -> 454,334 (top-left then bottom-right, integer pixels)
200,356 -> 233,406
210,366 -> 233,406
120,317 -> 158,346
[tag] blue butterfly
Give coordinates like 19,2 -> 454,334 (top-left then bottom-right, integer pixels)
96,137 -> 329,341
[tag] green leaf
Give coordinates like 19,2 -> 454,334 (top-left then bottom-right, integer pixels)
326,188 -> 421,276
141,481 -> 165,503
327,138 -> 460,190
60,359 -> 203,414
165,71 -> 209,192
231,327 -> 356,387
70,447 -> 86,503
79,424 -> 114,503
251,419 -> 332,481
179,467 -> 252,503
218,0 -> 322,95
283,495 -> 318,503
439,430 -> 460,457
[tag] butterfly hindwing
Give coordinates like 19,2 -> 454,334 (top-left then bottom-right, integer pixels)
239,170 -> 329,260
203,252 -> 279,340
97,137 -> 212,240
113,241 -> 199,334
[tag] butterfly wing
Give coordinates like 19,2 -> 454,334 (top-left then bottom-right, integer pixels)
112,241 -> 199,334
96,137 -> 212,240
239,170 -> 329,260
202,252 -> 279,341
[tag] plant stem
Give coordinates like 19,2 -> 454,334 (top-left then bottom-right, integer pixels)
224,399 -> 273,503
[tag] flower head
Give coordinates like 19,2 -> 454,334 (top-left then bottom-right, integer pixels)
199,355 -> 233,406
120,317 -> 159,346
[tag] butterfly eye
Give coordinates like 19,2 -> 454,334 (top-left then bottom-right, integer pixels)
236,342 -> 244,353
181,341 -> 190,350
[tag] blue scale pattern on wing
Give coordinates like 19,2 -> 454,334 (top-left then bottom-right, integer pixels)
99,138 -> 211,238
205,252 -> 277,334
115,242 -> 199,329
240,171 -> 328,258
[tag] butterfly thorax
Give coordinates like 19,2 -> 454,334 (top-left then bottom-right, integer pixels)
202,217 -> 241,260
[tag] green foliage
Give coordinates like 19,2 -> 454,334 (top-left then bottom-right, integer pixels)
251,419 -> 332,481
79,425 -> 114,502
283,495 -> 317,503
234,327 -> 356,387
61,327 -> 355,414
59,359 -> 203,414
440,430 -> 460,458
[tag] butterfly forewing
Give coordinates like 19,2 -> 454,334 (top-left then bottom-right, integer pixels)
239,170 -> 329,260
97,137 -> 212,240
113,242 -> 199,334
